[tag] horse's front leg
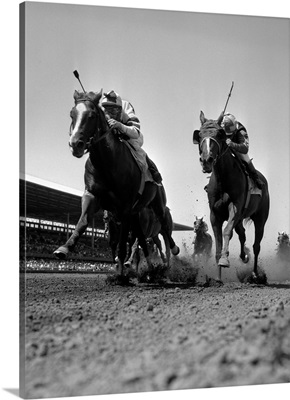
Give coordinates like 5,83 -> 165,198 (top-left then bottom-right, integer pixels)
124,237 -> 139,268
219,202 -> 237,268
54,190 -> 99,259
235,220 -> 249,263
150,186 -> 179,256
116,215 -> 132,276
210,211 -> 223,280
251,218 -> 267,282
153,235 -> 166,264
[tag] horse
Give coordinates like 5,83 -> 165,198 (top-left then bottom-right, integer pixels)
103,206 -> 173,272
53,89 -> 179,277
103,210 -> 129,263
193,111 -> 270,283
103,209 -> 140,265
124,205 -> 174,272
276,231 -> 290,262
192,216 -> 212,262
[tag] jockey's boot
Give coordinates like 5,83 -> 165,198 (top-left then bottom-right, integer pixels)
146,155 -> 163,185
247,160 -> 264,189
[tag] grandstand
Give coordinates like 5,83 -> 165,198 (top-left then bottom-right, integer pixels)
20,175 -> 193,271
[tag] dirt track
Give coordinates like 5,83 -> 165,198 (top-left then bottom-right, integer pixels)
22,268 -> 290,399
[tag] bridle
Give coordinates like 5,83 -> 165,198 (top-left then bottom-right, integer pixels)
200,136 -> 221,156
199,129 -> 229,164
70,98 -> 113,153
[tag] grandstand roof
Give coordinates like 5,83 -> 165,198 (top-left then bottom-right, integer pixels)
20,176 -> 193,231
20,177 -> 103,227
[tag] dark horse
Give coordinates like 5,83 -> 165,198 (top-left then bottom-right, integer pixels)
103,206 -> 173,270
103,210 -> 126,263
193,111 -> 270,283
276,231 -> 290,262
192,216 -> 212,262
125,206 -> 174,271
54,90 -> 179,276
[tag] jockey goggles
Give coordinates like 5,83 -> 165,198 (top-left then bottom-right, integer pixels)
103,105 -> 122,120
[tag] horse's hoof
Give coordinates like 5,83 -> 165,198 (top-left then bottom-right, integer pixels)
124,261 -> 132,268
204,276 -> 224,287
247,271 -> 268,285
171,245 -> 180,256
218,257 -> 230,268
53,247 -> 68,260
240,254 -> 249,264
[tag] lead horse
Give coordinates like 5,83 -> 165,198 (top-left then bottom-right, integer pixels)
54,90 -> 179,277
193,111 -> 270,283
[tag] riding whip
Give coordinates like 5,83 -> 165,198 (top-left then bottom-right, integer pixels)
73,70 -> 86,93
223,81 -> 234,114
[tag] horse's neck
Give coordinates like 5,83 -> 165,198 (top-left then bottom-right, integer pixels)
196,229 -> 206,238
214,149 -> 245,193
89,129 -> 137,191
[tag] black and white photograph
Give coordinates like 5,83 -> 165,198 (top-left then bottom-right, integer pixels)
1,1 -> 290,400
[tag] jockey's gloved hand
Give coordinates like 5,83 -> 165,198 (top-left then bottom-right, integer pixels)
226,139 -> 235,148
107,118 -> 140,140
107,118 -> 123,131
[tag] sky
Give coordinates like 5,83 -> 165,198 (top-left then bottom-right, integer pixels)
1,1 -> 290,400
21,1 -> 290,260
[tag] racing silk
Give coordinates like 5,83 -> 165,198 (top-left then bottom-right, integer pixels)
228,122 -> 249,154
121,100 -> 141,130
119,100 -> 143,148
117,100 -> 152,181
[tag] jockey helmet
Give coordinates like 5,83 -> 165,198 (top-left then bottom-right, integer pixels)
102,90 -> 122,108
102,90 -> 122,120
222,113 -> 237,135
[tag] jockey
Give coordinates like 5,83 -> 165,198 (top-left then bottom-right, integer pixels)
221,113 -> 264,189
101,90 -> 162,184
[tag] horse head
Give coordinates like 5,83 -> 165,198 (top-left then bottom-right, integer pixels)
69,90 -> 106,158
277,231 -> 290,245
193,111 -> 226,173
193,216 -> 208,233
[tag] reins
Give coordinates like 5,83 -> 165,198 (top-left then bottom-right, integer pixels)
200,134 -> 230,165
200,136 -> 221,155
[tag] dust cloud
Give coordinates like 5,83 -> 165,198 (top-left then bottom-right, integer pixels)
172,226 -> 290,283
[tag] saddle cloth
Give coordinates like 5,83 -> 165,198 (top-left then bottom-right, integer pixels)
244,176 -> 262,209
